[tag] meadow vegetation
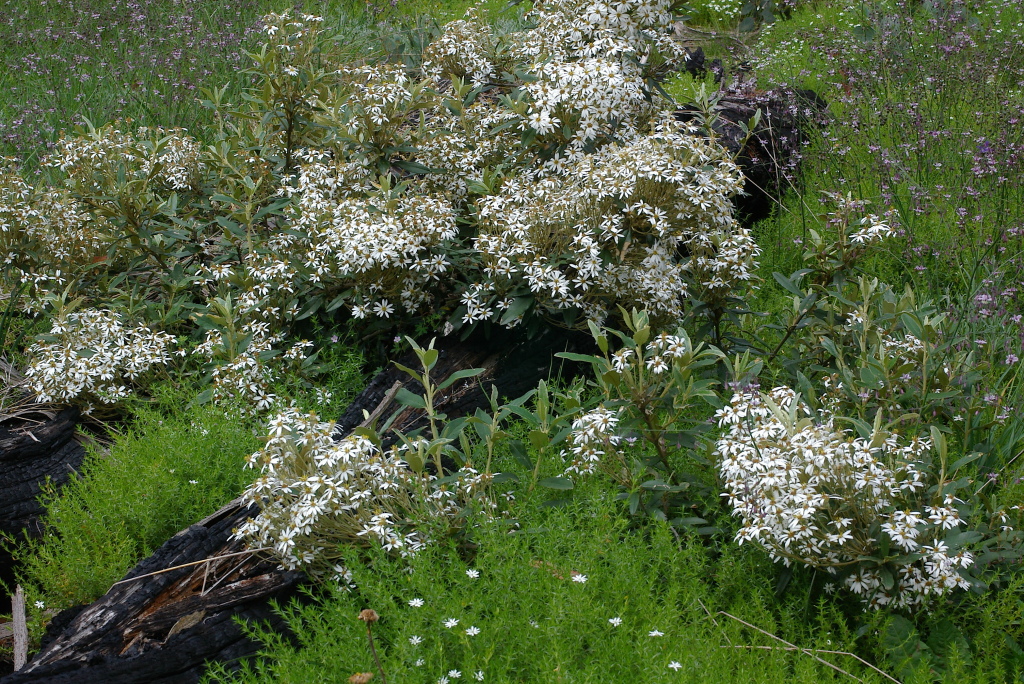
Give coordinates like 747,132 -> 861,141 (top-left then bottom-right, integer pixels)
2,0 -> 1024,681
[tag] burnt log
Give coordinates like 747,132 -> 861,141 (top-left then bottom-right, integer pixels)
0,407 -> 87,615
674,73 -> 828,224
1,325 -> 592,684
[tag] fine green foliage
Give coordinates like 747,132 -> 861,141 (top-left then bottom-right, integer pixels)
206,490 -> 886,684
4,390 -> 262,611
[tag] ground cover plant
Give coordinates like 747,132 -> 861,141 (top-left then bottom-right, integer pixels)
2,0 -> 1024,680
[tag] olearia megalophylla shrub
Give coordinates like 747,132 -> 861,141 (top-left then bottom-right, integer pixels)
25,307 -> 176,414
8,0 -> 761,412
234,407 -> 496,577
715,386 -> 1018,611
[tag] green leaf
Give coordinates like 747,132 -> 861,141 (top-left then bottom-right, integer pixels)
538,476 -> 574,490
75,347 -> 97,358
950,452 -> 983,473
672,517 -> 707,526
775,564 -> 794,598
391,361 -> 423,383
880,566 -> 895,590
772,271 -> 803,296
500,296 -> 533,326
421,348 -> 439,371
555,351 -> 602,365
394,160 -> 436,175
190,388 -> 214,406
405,451 -> 425,474
509,439 -> 533,470
492,472 -> 519,484
601,370 -> 621,386
437,367 -> 486,391
326,290 -> 353,312
395,387 -> 427,409
528,429 -> 550,450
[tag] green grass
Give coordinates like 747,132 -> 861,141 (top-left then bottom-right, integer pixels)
203,477 -> 1024,684
205,488 -> 888,684
4,388 -> 263,612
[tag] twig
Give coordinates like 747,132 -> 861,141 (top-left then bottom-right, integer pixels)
202,555 -> 256,597
358,610 -> 388,684
110,547 -> 269,587
717,611 -> 900,684
357,380 -> 403,429
695,597 -> 732,646
13,585 -> 27,671
720,643 -> 905,679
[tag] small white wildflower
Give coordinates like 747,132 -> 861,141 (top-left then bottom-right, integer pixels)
466,626 -> 480,636
416,659 -> 425,667
669,661 -> 682,671
648,629 -> 664,637
474,672 -> 484,682
466,569 -> 480,579
448,670 -> 462,679
35,601 -> 45,610
444,618 -> 459,629
572,574 -> 587,583
409,598 -> 425,607
608,617 -> 622,627
409,635 -> 423,645
189,480 -> 198,485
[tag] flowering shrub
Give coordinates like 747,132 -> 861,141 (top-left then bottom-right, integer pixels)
25,308 -> 175,411
191,294 -> 316,413
715,386 -> 1012,610
241,3 -> 756,335
0,158 -> 106,296
0,0 -> 764,413
235,407 -> 494,577
551,310 -> 721,521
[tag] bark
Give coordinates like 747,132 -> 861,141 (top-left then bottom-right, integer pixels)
0,408 -> 87,615
675,49 -> 828,223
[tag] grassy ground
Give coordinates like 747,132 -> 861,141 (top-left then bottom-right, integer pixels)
206,491 -> 887,684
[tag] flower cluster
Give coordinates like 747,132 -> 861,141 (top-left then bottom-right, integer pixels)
715,386 -> 982,609
193,323 -> 289,412
44,123 -> 205,193
0,158 -> 106,291
276,168 -> 458,319
257,2 -> 753,332
235,409 -> 492,576
562,406 -> 623,476
421,8 -> 504,85
26,308 -> 175,410
473,118 -> 754,327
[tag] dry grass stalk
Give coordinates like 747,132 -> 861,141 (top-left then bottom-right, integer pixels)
713,610 -> 901,684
